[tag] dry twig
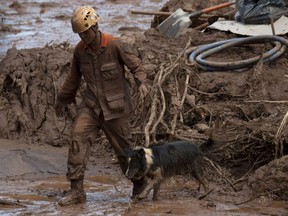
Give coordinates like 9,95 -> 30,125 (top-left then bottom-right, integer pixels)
235,189 -> 280,205
274,110 -> 288,158
204,157 -> 238,192
144,39 -> 192,146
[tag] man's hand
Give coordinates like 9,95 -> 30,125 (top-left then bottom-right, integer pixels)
138,83 -> 149,101
54,102 -> 65,118
71,140 -> 80,154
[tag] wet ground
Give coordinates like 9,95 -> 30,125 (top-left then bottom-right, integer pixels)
2,176 -> 288,216
0,138 -> 287,216
1,173 -> 288,216
0,0 -> 166,60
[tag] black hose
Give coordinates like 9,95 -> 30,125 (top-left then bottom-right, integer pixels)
188,35 -> 288,71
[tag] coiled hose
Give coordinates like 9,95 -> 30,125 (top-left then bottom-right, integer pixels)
188,35 -> 288,71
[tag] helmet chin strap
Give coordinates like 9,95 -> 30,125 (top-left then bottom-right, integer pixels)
89,24 -> 101,48
91,23 -> 99,34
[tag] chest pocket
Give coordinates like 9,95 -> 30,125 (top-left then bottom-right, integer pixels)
106,93 -> 125,111
101,62 -> 119,80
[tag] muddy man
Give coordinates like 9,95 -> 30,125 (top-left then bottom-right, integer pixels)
54,5 -> 149,206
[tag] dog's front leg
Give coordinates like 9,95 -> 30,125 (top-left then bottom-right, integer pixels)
136,178 -> 160,200
152,181 -> 161,201
136,169 -> 162,201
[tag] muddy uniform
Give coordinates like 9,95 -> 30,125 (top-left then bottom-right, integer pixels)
56,32 -> 146,180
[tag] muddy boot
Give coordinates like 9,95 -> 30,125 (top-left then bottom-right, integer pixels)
131,177 -> 148,199
58,179 -> 86,206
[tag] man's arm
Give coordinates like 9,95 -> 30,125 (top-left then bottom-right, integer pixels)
55,50 -> 82,117
116,41 -> 149,99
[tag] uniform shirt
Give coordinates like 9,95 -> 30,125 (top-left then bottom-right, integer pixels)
56,32 -> 146,120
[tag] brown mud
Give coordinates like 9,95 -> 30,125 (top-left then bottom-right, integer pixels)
0,0 -> 288,215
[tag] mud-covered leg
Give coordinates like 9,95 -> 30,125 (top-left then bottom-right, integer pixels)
136,168 -> 163,201
197,178 -> 208,192
152,181 -> 161,201
191,157 -> 209,193
192,169 -> 208,193
131,177 -> 148,199
58,106 -> 99,206
135,178 -> 160,200
101,114 -> 132,175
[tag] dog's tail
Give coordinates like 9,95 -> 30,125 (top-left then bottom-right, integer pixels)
200,138 -> 214,152
200,129 -> 216,152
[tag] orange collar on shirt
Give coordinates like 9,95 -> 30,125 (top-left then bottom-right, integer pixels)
100,32 -> 117,47
83,31 -> 117,51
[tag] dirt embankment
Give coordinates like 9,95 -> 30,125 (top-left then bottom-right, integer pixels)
0,0 -> 288,203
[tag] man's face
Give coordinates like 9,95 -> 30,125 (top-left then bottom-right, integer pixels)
78,27 -> 96,45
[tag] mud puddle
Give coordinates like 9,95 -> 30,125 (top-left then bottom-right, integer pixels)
0,175 -> 131,215
0,175 -> 287,216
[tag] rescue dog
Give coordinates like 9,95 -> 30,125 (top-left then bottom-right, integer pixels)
125,138 -> 213,201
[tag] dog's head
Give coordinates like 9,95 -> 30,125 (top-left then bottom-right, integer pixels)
125,147 -> 152,180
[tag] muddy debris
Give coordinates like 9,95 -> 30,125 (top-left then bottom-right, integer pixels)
248,155 -> 288,201
2,29 -> 287,177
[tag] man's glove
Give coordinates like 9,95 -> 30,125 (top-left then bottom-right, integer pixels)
54,102 -> 65,118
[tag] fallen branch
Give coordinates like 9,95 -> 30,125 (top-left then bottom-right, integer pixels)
150,66 -> 166,143
244,100 -> 288,104
144,69 -> 161,146
198,187 -> 215,200
235,189 -> 280,205
204,157 -> 238,192
170,74 -> 190,136
144,39 -> 191,145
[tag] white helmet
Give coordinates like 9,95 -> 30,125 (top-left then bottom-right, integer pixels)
71,6 -> 100,33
